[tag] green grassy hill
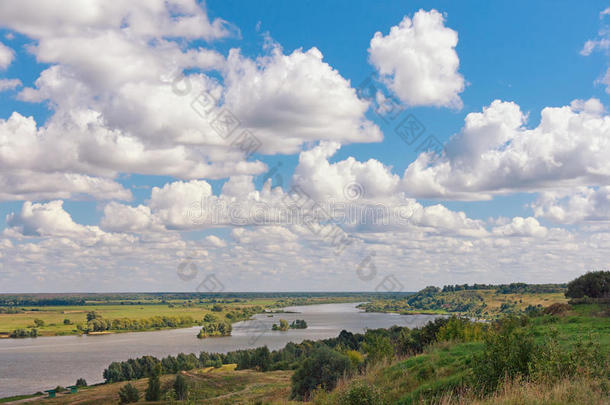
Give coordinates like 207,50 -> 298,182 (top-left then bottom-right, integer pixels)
314,303 -> 609,404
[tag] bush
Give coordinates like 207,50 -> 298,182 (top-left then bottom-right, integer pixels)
75,378 -> 87,387
338,381 -> 383,405
436,316 -> 485,342
118,383 -> 139,403
362,334 -> 393,365
565,271 -> 610,299
472,323 -> 536,392
9,328 -> 38,338
530,332 -> 607,382
345,350 -> 364,371
291,346 -> 352,400
63,318 -> 72,325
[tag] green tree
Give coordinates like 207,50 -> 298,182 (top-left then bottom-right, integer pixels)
362,333 -> 393,365
253,346 -> 271,371
145,365 -> 161,401
173,374 -> 188,400
86,311 -> 100,322
75,378 -> 87,387
291,346 -> 351,400
203,313 -> 217,322
118,382 -> 139,403
565,271 -> 610,299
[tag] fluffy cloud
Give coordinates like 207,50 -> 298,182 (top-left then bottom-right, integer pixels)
0,0 -> 233,40
100,202 -> 159,232
0,112 -> 133,201
402,98 -> 610,200
0,41 -> 13,69
492,217 -> 548,238
368,9 -> 465,108
533,187 -> 610,224
223,43 -> 382,154
292,141 -> 400,202
0,0 -> 382,201
4,200 -> 136,248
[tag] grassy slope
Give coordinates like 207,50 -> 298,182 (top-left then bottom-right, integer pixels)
315,303 -> 610,405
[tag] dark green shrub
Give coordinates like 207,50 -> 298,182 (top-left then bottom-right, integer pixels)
118,383 -> 139,403
291,346 -> 352,400
75,378 -> 87,387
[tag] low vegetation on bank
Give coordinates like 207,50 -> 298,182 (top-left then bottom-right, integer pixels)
272,318 -> 308,331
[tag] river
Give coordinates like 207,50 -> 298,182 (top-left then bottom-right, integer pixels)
0,302 -> 441,398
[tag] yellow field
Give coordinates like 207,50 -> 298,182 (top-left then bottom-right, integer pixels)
476,290 -> 567,313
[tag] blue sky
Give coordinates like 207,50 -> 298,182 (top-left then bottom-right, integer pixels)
0,1 -> 609,291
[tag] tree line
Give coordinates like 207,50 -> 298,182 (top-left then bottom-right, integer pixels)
83,311 -> 196,333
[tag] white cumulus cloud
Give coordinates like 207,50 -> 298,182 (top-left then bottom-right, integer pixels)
368,9 -> 465,108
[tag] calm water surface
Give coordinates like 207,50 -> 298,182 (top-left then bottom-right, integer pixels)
0,302 -> 440,397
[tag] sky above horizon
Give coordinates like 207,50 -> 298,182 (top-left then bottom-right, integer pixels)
0,0 -> 609,292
